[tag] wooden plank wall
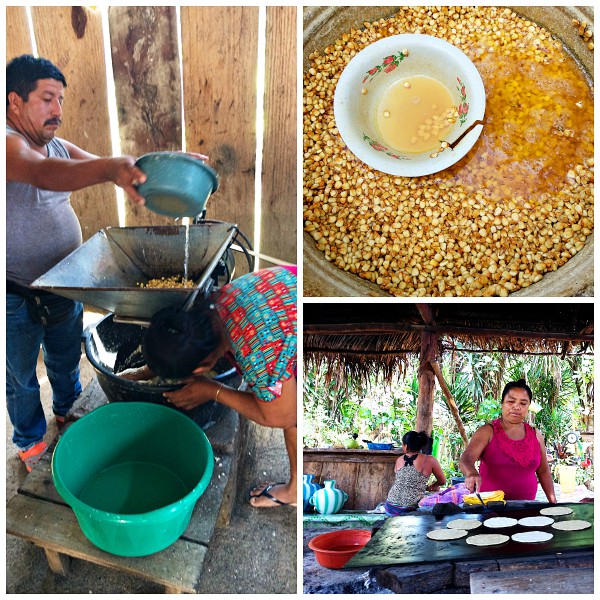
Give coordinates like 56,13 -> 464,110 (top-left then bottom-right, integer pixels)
304,453 -> 398,510
29,6 -> 119,239
6,7 -> 32,57
108,6 -> 182,227
181,6 -> 258,273
261,7 -> 297,267
5,6 -> 297,264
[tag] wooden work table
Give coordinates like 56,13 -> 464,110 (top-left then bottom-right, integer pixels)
6,378 -> 247,594
304,447 -> 403,510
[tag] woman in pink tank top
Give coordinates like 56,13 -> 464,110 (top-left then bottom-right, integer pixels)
459,380 -> 556,502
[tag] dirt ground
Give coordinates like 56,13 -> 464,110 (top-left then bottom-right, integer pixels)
5,335 -> 297,593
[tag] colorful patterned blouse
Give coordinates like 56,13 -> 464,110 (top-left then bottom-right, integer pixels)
215,267 -> 297,402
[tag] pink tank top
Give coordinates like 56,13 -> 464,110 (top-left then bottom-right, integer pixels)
479,419 -> 540,500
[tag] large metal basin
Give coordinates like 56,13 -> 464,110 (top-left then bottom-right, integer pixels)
31,221 -> 237,319
303,6 -> 594,297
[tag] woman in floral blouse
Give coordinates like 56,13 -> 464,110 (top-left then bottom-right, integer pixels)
123,266 -> 297,508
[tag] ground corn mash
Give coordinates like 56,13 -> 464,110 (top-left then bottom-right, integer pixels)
303,6 -> 594,297
137,276 -> 196,289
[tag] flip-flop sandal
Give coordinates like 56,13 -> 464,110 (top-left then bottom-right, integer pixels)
249,481 -> 277,498
249,483 -> 296,507
18,441 -> 48,473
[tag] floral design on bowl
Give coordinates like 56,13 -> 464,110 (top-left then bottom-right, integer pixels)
334,34 -> 486,177
456,77 -> 469,124
362,50 -> 407,83
362,133 -> 407,160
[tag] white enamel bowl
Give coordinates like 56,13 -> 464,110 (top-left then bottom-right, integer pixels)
334,34 -> 486,176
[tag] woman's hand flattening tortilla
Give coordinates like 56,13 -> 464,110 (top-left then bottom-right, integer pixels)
163,377 -> 220,411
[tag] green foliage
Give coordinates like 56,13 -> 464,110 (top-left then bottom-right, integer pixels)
304,352 -> 594,485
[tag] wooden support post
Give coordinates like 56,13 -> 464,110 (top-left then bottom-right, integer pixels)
416,330 -> 437,437
43,548 -> 71,576
429,359 -> 469,447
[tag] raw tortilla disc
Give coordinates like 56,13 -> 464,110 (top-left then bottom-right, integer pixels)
466,533 -> 510,546
540,506 -> 574,516
447,519 -> 482,530
551,520 -> 592,531
512,531 -> 554,543
518,516 -> 555,527
483,517 -> 518,529
427,528 -> 468,540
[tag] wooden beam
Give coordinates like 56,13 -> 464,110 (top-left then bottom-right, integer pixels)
443,346 -> 593,357
429,359 -> 469,447
416,303 -> 435,325
416,331 -> 436,437
303,347 -> 413,356
260,6 -> 297,265
6,6 -> 33,58
303,323 -> 593,343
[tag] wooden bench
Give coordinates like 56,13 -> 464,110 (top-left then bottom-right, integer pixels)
6,380 -> 247,594
470,567 -> 594,594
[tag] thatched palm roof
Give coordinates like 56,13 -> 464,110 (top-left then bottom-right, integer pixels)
304,303 -> 593,381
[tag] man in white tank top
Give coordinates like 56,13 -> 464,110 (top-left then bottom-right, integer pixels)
5,55 -> 149,471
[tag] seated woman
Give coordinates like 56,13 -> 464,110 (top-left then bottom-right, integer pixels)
384,431 -> 446,516
459,379 -> 556,502
121,266 -> 297,508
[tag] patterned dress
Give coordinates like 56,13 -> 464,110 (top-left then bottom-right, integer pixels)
215,267 -> 296,402
385,454 -> 429,513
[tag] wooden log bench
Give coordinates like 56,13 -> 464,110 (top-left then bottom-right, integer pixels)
470,566 -> 594,594
6,378 -> 248,594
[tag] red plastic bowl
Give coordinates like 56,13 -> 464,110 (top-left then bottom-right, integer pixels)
308,529 -> 372,569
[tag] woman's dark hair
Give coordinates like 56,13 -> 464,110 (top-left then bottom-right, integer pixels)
402,431 -> 429,452
7,55 -> 67,108
501,379 -> 532,402
142,302 -> 222,379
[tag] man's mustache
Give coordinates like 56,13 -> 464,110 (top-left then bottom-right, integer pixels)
44,118 -> 62,126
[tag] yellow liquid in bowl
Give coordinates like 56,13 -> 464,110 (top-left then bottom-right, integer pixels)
376,75 -> 455,153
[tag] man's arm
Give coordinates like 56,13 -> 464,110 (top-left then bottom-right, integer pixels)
6,133 -> 147,203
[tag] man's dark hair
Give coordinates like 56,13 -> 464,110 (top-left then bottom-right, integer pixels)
501,379 -> 532,402
6,54 -> 67,108
142,302 -> 222,379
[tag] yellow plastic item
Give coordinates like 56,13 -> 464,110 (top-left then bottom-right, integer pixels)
463,490 -> 505,505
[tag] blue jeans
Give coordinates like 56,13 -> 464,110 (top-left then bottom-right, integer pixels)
6,292 -> 83,450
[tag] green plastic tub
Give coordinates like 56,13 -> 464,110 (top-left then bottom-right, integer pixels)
52,402 -> 214,557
